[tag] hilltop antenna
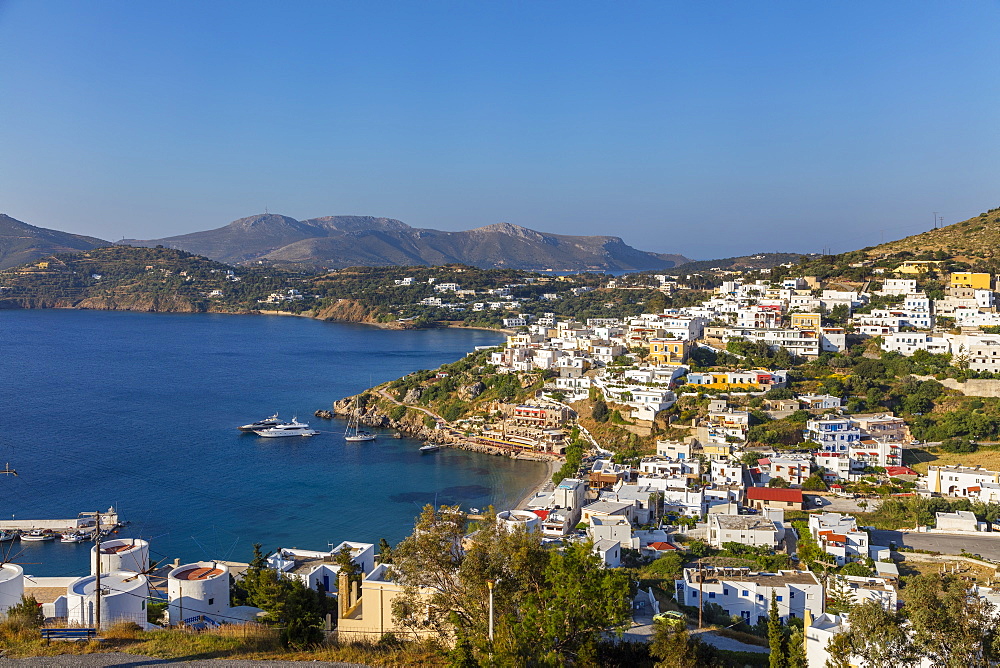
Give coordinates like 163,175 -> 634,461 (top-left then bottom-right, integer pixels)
264,204 -> 269,215
933,212 -> 938,230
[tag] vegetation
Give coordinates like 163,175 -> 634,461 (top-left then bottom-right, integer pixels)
390,504 -> 632,665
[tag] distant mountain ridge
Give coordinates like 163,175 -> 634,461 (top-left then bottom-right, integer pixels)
0,214 -> 109,269
122,213 -> 691,271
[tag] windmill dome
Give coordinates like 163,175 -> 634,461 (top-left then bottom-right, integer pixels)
91,538 -> 149,576
0,563 -> 24,614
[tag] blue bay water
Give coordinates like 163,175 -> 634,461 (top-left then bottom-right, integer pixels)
0,309 -> 543,577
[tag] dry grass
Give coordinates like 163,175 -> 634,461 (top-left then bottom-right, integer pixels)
0,620 -> 448,664
868,208 -> 1000,259
897,559 -> 997,584
904,446 -> 1000,474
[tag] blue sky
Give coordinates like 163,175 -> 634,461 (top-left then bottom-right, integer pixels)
1,1 -> 997,259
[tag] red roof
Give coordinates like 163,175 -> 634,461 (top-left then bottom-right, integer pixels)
531,509 -> 550,520
747,487 -> 803,503
884,466 -> 918,477
648,541 -> 678,551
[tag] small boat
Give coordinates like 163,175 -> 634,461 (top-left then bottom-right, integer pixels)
21,529 -> 56,542
0,530 -> 17,542
60,531 -> 89,543
419,443 -> 441,453
254,418 -> 319,438
344,408 -> 376,442
238,413 -> 287,432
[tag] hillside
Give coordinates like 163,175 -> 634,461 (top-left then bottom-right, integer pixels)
0,246 -> 308,313
122,214 -> 690,271
0,214 -> 108,269
866,206 -> 1000,259
674,252 -> 811,273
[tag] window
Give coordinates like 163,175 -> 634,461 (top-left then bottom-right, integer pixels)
776,596 -> 783,602
723,588 -> 730,596
709,592 -> 716,599
742,590 -> 749,597
757,594 -> 764,601
790,591 -> 795,598
208,598 -> 214,605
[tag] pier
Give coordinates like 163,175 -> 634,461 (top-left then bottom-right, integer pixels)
0,508 -> 120,533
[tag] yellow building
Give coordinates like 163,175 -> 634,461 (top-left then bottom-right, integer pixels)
896,260 -> 943,274
648,338 -> 689,365
790,313 -> 822,330
950,272 -> 992,290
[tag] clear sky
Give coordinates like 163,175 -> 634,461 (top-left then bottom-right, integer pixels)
1,1 -> 997,259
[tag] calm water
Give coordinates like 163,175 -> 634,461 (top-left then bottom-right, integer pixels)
0,309 -> 542,577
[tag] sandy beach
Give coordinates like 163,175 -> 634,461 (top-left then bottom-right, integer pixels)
515,458 -> 559,509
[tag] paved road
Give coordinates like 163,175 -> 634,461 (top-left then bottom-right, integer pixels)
692,629 -> 769,654
870,529 -> 1000,561
0,654 -> 366,667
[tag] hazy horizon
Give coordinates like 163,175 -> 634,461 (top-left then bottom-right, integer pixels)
2,1 -> 997,259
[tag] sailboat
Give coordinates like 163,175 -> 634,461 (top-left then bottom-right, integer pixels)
344,406 -> 376,442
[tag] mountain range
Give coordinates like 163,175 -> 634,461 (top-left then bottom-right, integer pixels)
0,214 -> 109,270
121,214 -> 691,271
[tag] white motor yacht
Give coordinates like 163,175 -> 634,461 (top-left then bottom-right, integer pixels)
60,531 -> 89,543
419,443 -> 441,453
238,413 -> 287,432
254,418 -> 319,438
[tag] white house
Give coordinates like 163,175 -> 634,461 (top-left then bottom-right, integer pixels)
676,568 -> 823,624
808,513 -> 869,565
707,514 -> 782,549
266,542 -> 374,593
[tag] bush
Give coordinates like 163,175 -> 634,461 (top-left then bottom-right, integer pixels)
389,405 -> 407,422
5,595 -> 43,628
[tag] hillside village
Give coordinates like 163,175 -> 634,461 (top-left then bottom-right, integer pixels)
8,218 -> 1000,664
320,239 -> 1000,665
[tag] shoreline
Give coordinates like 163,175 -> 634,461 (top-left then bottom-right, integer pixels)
515,458 -> 558,510
8,304 -> 514,337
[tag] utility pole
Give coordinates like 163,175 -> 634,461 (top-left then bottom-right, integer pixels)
697,559 -> 703,629
487,580 -> 495,642
93,510 -> 102,632
933,212 -> 938,230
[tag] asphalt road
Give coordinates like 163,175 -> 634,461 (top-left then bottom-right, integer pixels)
870,529 -> 1000,561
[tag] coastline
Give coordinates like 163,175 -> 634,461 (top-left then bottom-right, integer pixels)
514,458 -> 558,510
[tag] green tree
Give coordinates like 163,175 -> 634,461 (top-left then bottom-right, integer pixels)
905,573 -> 998,667
787,626 -> 807,668
769,592 -> 786,668
769,477 -> 791,488
391,505 -> 632,665
333,545 -> 363,587
592,398 -> 609,423
5,595 -> 44,628
826,600 -> 918,668
509,540 -> 632,664
377,537 -> 393,564
801,472 -> 828,491
650,619 -> 700,667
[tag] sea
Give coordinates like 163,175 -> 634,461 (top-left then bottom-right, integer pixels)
0,309 -> 545,577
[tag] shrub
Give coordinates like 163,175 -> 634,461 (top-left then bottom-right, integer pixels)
5,596 -> 43,628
